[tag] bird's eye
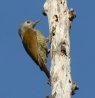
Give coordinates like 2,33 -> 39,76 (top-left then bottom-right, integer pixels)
26,21 -> 30,24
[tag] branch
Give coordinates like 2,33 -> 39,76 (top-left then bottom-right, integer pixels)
43,0 -> 78,98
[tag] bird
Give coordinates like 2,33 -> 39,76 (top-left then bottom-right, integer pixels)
18,20 -> 50,79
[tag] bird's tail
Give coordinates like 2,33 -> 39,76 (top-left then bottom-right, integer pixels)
41,64 -> 50,79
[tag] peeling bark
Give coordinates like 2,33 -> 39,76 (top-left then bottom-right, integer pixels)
44,0 -> 77,98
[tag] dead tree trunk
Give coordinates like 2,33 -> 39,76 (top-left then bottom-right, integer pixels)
43,0 -> 78,98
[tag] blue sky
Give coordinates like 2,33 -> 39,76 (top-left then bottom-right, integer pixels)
0,0 -> 95,98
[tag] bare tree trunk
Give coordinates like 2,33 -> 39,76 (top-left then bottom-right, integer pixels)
43,0 -> 78,98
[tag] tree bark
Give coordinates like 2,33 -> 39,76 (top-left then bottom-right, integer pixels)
44,0 -> 77,98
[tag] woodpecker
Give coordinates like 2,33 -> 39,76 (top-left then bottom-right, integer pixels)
18,20 -> 50,79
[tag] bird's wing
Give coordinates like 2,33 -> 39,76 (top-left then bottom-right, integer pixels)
22,29 -> 39,65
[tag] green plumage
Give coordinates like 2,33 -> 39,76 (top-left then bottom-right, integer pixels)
19,20 -> 50,78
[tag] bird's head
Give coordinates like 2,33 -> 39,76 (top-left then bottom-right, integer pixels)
18,20 -> 40,39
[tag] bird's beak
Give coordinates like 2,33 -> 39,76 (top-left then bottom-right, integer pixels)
33,19 -> 40,27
